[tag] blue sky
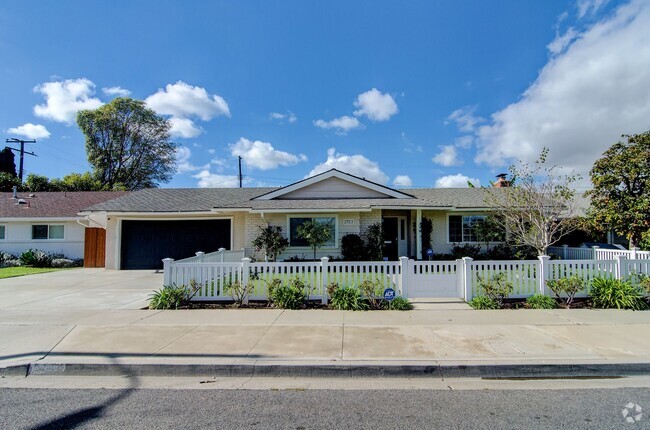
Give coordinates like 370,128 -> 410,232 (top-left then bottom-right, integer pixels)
1,0 -> 648,189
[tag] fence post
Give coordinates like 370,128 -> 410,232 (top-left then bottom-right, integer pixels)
462,257 -> 473,301
632,247 -> 639,260
162,258 -> 174,286
592,245 -> 600,260
218,247 -> 226,262
195,251 -> 205,263
562,244 -> 568,260
241,257 -> 251,304
320,257 -> 329,305
456,259 -> 464,298
616,255 -> 628,280
399,257 -> 409,298
538,255 -> 550,295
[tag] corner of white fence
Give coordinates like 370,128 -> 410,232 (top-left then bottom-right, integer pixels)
399,256 -> 410,298
320,257 -> 330,305
241,257 -> 251,304
631,247 -> 639,260
195,251 -> 205,263
162,258 -> 174,286
538,255 -> 550,295
218,248 -> 226,262
615,254 -> 628,279
592,245 -> 600,260
461,257 -> 473,302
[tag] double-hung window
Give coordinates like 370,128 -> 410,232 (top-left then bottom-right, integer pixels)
288,216 -> 336,247
0,225 -> 5,240
32,224 -> 64,240
448,215 -> 485,243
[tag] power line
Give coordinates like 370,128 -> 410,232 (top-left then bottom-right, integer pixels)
5,138 -> 37,183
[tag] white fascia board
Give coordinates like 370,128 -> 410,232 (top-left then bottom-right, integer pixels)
248,208 -> 372,214
253,169 -> 413,200
370,205 -> 451,210
0,217 -> 79,222
101,211 -> 220,217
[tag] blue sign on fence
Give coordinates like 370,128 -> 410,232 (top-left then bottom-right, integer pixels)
426,248 -> 433,256
383,288 -> 395,301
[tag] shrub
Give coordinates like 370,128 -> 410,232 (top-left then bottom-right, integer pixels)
0,251 -> 20,267
468,296 -> 499,310
268,277 -> 308,309
451,243 -> 482,260
358,278 -> 384,310
149,281 -> 201,310
638,274 -> 650,294
51,258 -> 75,268
341,234 -> 366,261
484,243 -> 517,260
590,277 -> 647,310
476,272 -> 513,307
224,278 -> 253,307
514,245 -> 538,260
251,225 -> 289,261
20,249 -> 53,268
546,275 -> 585,307
330,286 -> 368,311
526,294 -> 557,309
363,223 -> 383,261
388,296 -> 413,310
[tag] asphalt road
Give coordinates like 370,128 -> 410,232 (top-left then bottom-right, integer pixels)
1,386 -> 649,429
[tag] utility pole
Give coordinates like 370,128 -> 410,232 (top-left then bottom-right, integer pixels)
5,138 -> 37,183
238,156 -> 243,188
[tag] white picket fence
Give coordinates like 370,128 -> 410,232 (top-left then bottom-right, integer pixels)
175,248 -> 246,264
162,254 -> 650,303
548,245 -> 650,261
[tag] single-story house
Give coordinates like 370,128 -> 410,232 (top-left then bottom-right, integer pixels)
0,190 -> 128,265
80,169 -> 503,270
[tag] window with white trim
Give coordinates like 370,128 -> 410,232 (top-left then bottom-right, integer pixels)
448,215 -> 485,243
288,217 -> 336,247
32,224 -> 64,240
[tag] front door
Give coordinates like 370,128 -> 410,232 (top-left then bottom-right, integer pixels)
382,218 -> 398,260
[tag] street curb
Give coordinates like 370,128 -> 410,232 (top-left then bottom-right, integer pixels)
2,362 -> 650,379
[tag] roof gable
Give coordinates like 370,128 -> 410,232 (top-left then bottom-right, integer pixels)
253,169 -> 413,201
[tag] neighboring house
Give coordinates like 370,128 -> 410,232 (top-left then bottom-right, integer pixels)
0,190 -> 128,264
80,169 -> 503,270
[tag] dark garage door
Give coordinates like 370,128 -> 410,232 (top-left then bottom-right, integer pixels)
121,219 -> 231,270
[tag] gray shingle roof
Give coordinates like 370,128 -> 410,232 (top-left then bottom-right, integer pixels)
1,191 -> 129,218
82,187 -> 501,212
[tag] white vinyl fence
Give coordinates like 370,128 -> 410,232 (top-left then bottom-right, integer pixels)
548,245 -> 650,261
163,254 -> 650,304
175,248 -> 246,264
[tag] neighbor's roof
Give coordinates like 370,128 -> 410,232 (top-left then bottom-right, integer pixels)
82,187 -> 499,213
0,191 -> 130,218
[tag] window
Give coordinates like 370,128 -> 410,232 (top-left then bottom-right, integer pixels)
288,216 -> 336,247
0,225 -> 5,240
32,224 -> 64,240
448,215 -> 486,243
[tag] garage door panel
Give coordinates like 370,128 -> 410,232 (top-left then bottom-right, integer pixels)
121,220 -> 231,270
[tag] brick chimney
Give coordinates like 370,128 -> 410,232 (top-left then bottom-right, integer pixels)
494,173 -> 510,188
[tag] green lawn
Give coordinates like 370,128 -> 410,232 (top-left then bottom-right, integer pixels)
0,267 -> 73,279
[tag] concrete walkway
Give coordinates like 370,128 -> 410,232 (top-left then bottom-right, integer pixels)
2,269 -> 650,377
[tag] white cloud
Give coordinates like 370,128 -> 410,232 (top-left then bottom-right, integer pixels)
432,145 -> 462,166
307,148 -> 389,184
169,117 -> 202,139
313,115 -> 362,134
145,81 -> 230,139
547,27 -> 579,55
102,86 -> 131,97
193,170 -> 241,188
7,123 -> 50,139
393,175 -> 413,187
578,0 -> 609,18
229,138 -> 307,170
445,106 -> 485,132
353,88 -> 398,121
434,174 -> 480,188
146,81 -> 230,120
474,0 -> 650,181
455,135 -> 474,149
176,146 -> 208,174
207,149 -> 216,155
33,78 -> 103,124
270,111 -> 297,123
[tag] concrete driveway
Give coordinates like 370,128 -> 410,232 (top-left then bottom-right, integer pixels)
0,269 -> 161,312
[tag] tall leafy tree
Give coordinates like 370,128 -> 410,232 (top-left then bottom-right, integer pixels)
77,97 -> 177,190
588,131 -> 650,249
0,147 -> 17,177
484,148 -> 580,256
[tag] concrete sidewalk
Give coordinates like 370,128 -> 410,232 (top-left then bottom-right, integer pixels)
2,305 -> 650,377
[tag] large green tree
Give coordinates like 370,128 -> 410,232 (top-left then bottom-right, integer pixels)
77,97 -> 177,190
22,172 -> 104,192
588,131 -> 650,249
